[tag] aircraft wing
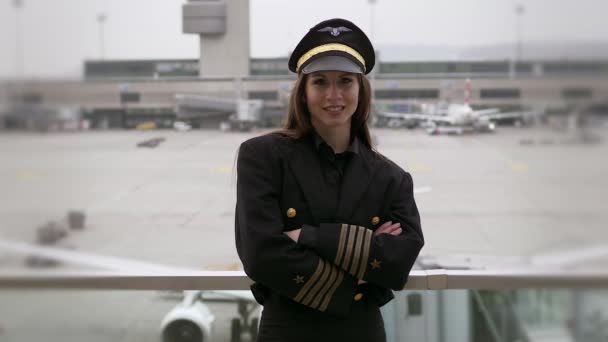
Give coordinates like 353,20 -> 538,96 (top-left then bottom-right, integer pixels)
379,112 -> 455,124
0,238 -> 198,273
472,108 -> 501,116
481,110 -> 540,121
427,115 -> 457,124
378,112 -> 430,120
0,237 -> 258,303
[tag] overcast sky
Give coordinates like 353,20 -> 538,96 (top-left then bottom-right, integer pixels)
0,0 -> 607,78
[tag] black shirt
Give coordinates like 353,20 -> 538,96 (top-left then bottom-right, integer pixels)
311,130 -> 360,220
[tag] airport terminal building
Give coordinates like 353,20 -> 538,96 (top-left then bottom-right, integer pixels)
2,57 -> 607,130
0,0 -> 607,130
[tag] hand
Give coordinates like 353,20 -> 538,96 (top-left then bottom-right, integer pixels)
373,221 -> 402,237
284,228 -> 301,242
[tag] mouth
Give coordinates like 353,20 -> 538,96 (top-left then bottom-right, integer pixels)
323,105 -> 345,113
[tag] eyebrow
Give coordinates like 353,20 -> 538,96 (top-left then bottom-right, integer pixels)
310,72 -> 356,78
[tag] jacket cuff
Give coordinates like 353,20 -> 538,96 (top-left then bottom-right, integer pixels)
299,224 -> 319,249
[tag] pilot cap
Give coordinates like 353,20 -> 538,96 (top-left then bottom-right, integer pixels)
288,18 -> 375,75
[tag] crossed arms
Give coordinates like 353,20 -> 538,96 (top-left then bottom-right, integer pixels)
235,140 -> 424,316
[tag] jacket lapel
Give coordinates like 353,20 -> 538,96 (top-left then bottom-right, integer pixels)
335,146 -> 376,221
286,137 -> 328,224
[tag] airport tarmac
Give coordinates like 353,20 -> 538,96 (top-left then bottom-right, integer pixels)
1,125 -> 607,341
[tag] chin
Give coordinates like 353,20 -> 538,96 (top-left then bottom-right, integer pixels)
312,113 -> 352,130
321,118 -> 350,128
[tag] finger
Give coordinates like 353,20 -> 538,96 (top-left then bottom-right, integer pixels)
377,225 -> 402,236
389,228 -> 402,236
376,227 -> 399,236
377,221 -> 392,230
373,222 -> 392,235
383,223 -> 401,233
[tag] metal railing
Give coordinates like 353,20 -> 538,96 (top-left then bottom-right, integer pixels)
1,269 -> 608,290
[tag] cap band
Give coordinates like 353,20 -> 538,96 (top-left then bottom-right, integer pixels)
301,55 -> 363,74
296,43 -> 366,73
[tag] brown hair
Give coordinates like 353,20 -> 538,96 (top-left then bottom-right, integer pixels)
277,73 -> 374,149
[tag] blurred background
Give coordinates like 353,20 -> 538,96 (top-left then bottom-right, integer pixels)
0,1 -> 607,341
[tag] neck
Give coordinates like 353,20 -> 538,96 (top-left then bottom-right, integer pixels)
313,123 -> 351,153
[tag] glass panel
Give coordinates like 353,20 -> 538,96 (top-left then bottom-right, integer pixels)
382,289 -> 608,342
0,290 -> 262,342
2,288 -> 606,342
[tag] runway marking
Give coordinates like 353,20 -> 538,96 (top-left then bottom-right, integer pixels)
212,164 -> 232,173
509,163 -> 529,172
206,262 -> 242,271
414,186 -> 432,194
16,169 -> 46,181
0,237 -> 200,273
411,163 -> 432,172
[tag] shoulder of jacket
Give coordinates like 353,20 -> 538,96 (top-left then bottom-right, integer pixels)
372,150 -> 411,180
240,132 -> 294,155
241,132 -> 284,147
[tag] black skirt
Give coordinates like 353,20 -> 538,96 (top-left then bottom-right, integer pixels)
257,291 -> 386,342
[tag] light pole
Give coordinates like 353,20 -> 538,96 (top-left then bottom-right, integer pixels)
368,0 -> 377,110
13,0 -> 24,79
369,0 -> 377,42
515,4 -> 525,62
509,3 -> 524,79
97,13 -> 107,60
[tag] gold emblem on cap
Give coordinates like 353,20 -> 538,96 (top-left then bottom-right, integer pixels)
287,208 -> 297,218
354,293 -> 363,301
371,216 -> 380,225
296,43 -> 366,73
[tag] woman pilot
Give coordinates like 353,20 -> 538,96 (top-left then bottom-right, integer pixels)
235,18 -> 424,342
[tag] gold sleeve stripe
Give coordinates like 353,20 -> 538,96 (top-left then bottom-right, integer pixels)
334,224 -> 348,266
311,263 -> 337,309
302,260 -> 332,306
294,259 -> 324,303
357,228 -> 373,279
319,268 -> 344,312
349,226 -> 366,276
296,43 -> 366,73
341,225 -> 358,270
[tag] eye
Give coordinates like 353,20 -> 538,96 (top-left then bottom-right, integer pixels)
341,77 -> 354,84
312,78 -> 327,85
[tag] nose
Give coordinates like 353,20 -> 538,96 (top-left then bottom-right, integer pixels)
325,82 -> 342,100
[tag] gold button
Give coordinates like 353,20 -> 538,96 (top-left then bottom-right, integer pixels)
286,208 -> 296,218
354,293 -> 363,301
371,216 -> 380,225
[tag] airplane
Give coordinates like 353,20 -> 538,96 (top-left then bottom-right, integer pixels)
173,121 -> 193,132
376,79 -> 540,135
0,238 -> 260,342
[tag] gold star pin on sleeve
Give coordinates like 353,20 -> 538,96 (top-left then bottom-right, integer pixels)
370,258 -> 382,270
293,275 -> 305,284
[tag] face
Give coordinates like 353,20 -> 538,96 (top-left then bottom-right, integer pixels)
303,70 -> 360,131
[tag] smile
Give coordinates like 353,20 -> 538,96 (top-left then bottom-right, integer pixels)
323,106 -> 345,112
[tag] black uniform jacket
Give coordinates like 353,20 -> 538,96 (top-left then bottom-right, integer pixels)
235,132 -> 424,317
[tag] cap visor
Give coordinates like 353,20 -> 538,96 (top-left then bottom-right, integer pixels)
301,55 -> 363,74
